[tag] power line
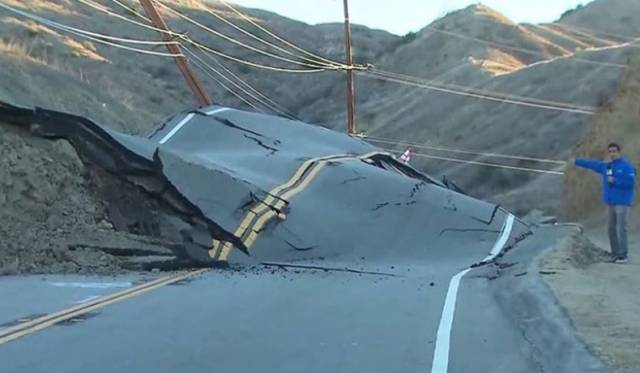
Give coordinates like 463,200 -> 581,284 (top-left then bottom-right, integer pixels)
189,0 -> 342,70
548,23 -> 624,46
138,0 -> 212,107
153,0 -> 342,70
187,50 -> 262,111
194,44 -> 299,119
184,45 -> 291,117
377,147 -> 565,175
553,23 -> 639,44
421,25 -> 627,69
0,2 -> 176,45
39,0 -> 602,118
88,0 -> 331,73
79,0 -> 164,32
370,68 -> 596,111
218,0 -> 344,68
181,36 -> 330,72
362,69 -> 595,115
363,135 -> 566,165
0,2 -> 183,57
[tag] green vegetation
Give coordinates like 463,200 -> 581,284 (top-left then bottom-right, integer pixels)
401,31 -> 417,44
560,4 -> 584,19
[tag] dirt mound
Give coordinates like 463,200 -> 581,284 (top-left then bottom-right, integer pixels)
0,119 -> 204,275
540,231 -> 610,271
563,55 -> 640,221
0,121 -> 115,274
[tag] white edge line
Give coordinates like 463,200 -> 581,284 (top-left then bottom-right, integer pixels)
205,107 -> 232,116
50,282 -> 132,289
430,268 -> 471,373
483,214 -> 516,262
72,295 -> 101,304
158,107 -> 231,144
159,113 -> 195,144
430,213 -> 515,373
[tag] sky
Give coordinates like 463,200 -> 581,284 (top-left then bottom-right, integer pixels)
229,0 -> 593,35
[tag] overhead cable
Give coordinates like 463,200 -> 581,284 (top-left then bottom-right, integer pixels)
187,51 -> 262,111
153,0 -> 343,70
0,2 -> 182,57
80,0 -> 330,73
378,147 -> 565,175
184,46 -> 291,117
362,70 -> 595,115
364,136 -> 566,165
194,45 -> 299,119
422,25 -> 627,69
218,0 -> 344,68
178,0 -> 343,69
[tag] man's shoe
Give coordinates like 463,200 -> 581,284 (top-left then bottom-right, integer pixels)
615,258 -> 629,264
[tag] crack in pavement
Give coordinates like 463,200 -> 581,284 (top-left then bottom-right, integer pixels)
409,181 -> 427,198
372,202 -> 390,211
243,134 -> 278,155
520,324 -> 547,373
260,262 -> 401,277
438,228 -> 501,237
213,117 -> 267,138
284,240 -> 316,251
339,176 -> 367,185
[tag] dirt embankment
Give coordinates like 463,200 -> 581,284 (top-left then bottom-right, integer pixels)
541,229 -> 640,373
0,122 -> 118,274
0,120 -> 201,275
543,54 -> 640,373
563,55 -> 640,221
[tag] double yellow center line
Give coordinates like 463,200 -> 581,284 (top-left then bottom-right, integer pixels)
210,151 -> 390,261
0,269 -> 209,345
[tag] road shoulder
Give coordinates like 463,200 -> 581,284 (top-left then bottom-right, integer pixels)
540,229 -> 640,373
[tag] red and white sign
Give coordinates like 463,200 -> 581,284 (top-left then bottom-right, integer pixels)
399,147 -> 413,164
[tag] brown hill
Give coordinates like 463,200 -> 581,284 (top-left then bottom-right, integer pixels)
0,0 -> 639,216
564,54 -> 640,221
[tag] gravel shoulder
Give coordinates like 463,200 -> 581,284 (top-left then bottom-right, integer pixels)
540,217 -> 640,373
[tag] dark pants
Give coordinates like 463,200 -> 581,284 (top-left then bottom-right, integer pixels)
608,205 -> 629,259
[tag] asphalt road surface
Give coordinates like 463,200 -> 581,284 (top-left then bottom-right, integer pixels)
0,224 -> 606,373
0,103 -> 607,372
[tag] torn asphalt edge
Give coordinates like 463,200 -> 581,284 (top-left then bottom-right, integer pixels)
0,101 -> 246,267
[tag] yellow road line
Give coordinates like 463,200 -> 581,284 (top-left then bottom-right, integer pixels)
215,151 -> 392,260
0,269 -> 209,345
211,155 -> 340,259
232,154 -> 349,234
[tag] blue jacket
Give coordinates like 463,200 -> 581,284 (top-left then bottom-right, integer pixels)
575,158 -> 636,206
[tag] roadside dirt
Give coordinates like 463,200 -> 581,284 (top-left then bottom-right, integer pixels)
541,218 -> 640,373
0,122 -> 186,275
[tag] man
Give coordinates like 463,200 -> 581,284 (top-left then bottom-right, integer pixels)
573,143 -> 636,263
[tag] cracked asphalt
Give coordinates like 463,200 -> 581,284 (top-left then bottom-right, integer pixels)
0,105 -> 609,372
0,225 -> 607,373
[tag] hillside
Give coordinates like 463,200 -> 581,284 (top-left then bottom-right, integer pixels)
559,0 -> 640,41
0,0 -> 639,216
564,54 -> 640,221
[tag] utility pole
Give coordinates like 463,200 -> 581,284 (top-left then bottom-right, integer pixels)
138,0 -> 212,107
342,0 -> 357,134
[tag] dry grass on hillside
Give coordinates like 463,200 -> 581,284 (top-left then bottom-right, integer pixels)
563,54 -> 640,220
2,0 -> 75,15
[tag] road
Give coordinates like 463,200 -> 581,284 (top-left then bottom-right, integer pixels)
0,224 -> 606,373
0,103 -> 607,372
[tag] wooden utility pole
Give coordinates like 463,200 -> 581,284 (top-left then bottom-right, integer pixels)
342,0 -> 357,134
138,0 -> 212,107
